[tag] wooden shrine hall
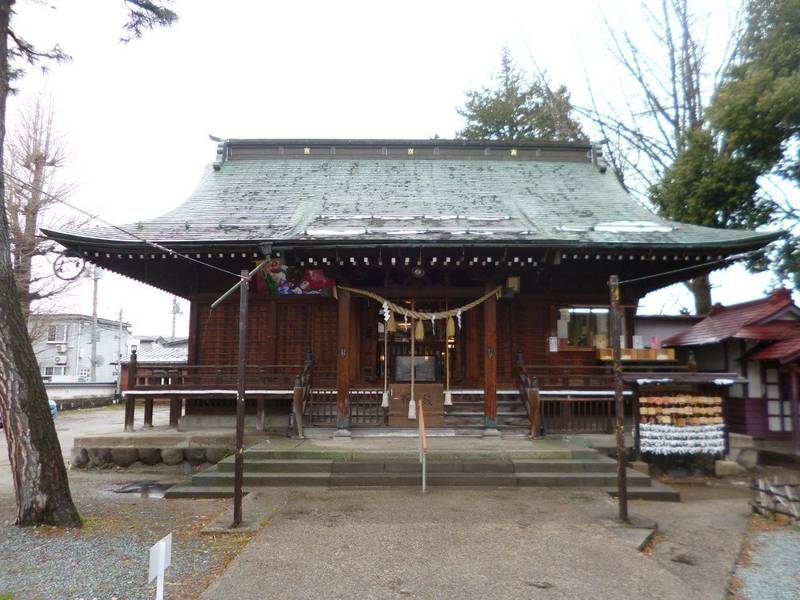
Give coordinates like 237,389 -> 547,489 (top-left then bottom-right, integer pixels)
44,138 -> 778,435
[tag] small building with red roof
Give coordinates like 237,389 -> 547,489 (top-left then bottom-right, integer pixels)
662,289 -> 800,446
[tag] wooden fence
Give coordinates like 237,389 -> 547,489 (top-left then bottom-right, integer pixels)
751,478 -> 800,524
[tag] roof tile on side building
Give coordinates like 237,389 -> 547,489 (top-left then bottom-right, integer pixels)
662,289 -> 797,346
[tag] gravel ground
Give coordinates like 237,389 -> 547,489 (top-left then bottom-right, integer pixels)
736,527 -> 800,600
0,470 -> 252,600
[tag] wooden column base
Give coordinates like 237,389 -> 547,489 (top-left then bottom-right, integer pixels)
124,396 -> 135,432
169,397 -> 182,430
143,398 -> 154,428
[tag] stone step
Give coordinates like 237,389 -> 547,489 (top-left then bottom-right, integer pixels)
164,485 -> 239,499
330,472 -> 519,487
517,470 -> 651,487
330,460 -> 514,474
217,459 -> 332,473
191,469 -> 330,487
513,459 -> 617,473
606,482 -> 681,502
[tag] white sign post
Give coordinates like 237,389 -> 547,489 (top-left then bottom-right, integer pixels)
148,533 -> 172,600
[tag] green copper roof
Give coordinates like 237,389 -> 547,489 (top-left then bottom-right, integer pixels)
45,139 -> 778,250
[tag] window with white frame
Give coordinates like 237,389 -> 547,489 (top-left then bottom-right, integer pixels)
42,366 -> 66,378
47,324 -> 68,343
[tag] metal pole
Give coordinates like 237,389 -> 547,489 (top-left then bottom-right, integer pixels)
609,274 -> 629,523
233,269 -> 250,528
90,267 -> 100,382
115,309 -> 123,401
212,260 -> 268,311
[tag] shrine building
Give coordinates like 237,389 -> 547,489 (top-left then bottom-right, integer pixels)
43,138 -> 778,435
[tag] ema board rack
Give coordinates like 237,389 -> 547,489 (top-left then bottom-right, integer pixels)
639,395 -> 723,426
637,395 -> 725,456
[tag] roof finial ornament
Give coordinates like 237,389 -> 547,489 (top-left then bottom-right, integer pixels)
210,135 -> 228,171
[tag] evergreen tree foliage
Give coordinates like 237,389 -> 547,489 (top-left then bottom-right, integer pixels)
457,48 -> 585,142
653,0 -> 800,290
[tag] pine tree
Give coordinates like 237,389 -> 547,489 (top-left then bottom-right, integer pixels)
457,48 -> 586,142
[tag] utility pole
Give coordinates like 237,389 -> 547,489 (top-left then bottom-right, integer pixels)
171,296 -> 182,339
609,274 -> 629,523
115,309 -> 124,401
90,266 -> 102,382
233,269 -> 250,527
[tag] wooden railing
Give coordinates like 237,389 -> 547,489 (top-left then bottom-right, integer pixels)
302,387 -> 385,427
517,365 -> 625,435
519,364 -> 687,390
133,364 -> 306,390
538,393 -> 615,434
123,353 -> 309,432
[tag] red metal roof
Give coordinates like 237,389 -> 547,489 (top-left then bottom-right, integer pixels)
735,322 -> 800,340
662,289 -> 797,346
748,338 -> 800,363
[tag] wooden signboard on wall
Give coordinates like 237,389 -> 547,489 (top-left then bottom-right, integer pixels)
389,383 -> 444,427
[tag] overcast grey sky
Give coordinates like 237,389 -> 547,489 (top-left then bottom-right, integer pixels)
10,0 -> 780,337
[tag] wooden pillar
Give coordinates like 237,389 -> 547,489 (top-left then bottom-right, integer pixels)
791,368 -> 800,454
484,289 -> 497,428
143,397 -> 154,428
336,288 -> 351,430
169,397 -> 181,430
124,349 -> 137,432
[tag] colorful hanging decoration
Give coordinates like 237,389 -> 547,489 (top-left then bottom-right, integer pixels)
259,258 -> 336,296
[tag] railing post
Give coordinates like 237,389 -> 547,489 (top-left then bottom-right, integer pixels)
530,379 -> 541,439
292,374 -> 305,438
124,349 -> 137,432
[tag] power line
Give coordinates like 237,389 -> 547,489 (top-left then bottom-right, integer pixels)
617,245 -> 776,286
4,169 -> 245,280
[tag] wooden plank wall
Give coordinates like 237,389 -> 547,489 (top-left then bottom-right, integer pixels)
190,294 -> 603,388
193,297 -> 338,370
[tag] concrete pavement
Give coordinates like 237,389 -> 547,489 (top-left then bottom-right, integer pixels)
201,487 -> 698,600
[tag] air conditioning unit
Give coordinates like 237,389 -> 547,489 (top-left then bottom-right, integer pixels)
54,356 -> 67,365
56,344 -> 68,353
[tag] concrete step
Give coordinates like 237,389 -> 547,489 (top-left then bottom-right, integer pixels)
165,485 -> 239,499
330,472 -> 519,487
330,460 -> 514,474
606,481 -> 681,502
513,459 -> 617,473
191,469 -> 330,487
217,459 -> 332,473
517,470 -> 651,487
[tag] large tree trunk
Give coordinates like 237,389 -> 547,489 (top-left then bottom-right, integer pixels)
688,274 -> 712,315
0,0 -> 81,527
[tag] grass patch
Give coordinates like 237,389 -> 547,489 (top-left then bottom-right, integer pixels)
0,592 -> 15,600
